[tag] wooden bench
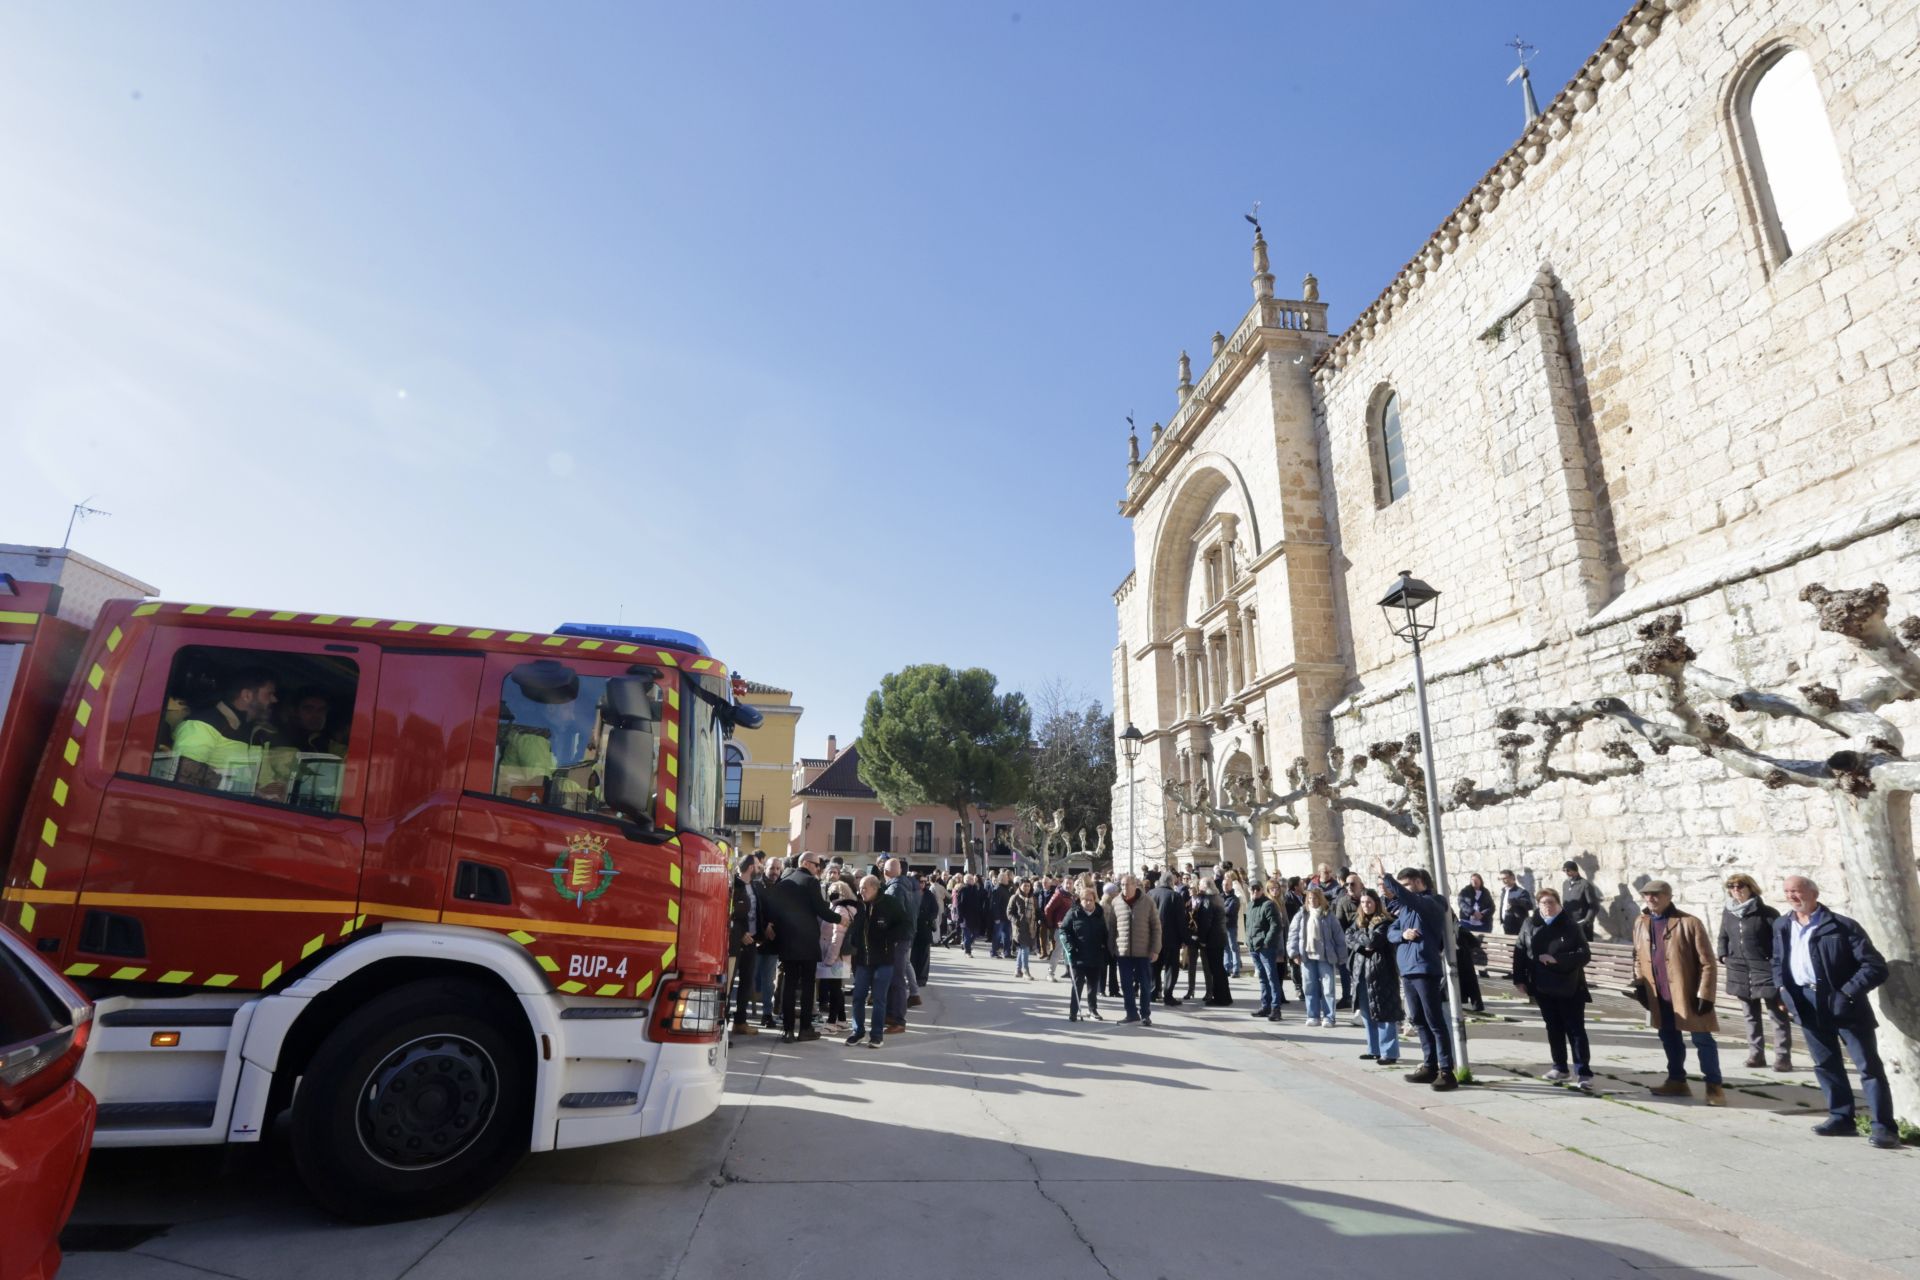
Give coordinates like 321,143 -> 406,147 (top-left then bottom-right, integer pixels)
1475,932 -> 1749,1015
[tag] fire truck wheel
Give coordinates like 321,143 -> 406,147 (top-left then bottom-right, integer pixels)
289,978 -> 531,1221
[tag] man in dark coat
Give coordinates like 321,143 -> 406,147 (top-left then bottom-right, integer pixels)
1497,869 -> 1534,934
1378,860 -> 1458,1091
729,852 -> 765,1035
911,872 -> 936,986
956,875 -> 991,956
1149,872 -> 1189,1006
846,874 -> 908,1048
1560,860 -> 1605,939
1772,875 -> 1898,1148
988,871 -> 1015,959
768,853 -> 839,1042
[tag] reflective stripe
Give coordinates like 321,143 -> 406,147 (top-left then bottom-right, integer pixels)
261,962 -> 284,986
438,910 -> 675,945
78,891 -> 357,914
64,963 -> 99,977
1,887 -> 73,905
0,610 -> 40,625
18,903 -> 34,931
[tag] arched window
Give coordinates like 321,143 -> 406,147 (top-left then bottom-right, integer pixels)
724,744 -> 744,818
1374,390 -> 1409,505
1739,47 -> 1852,260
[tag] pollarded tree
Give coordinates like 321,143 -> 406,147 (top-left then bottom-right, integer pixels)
858,665 -> 1032,875
1492,584 -> 1920,1124
1163,723 -> 1645,887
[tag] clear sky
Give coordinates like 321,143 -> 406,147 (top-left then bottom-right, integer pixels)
2,1 -> 1627,749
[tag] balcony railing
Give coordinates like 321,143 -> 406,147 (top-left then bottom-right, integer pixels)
724,798 -> 765,827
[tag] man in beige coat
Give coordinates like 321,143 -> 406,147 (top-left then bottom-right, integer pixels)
1631,880 -> 1725,1105
1105,874 -> 1162,1027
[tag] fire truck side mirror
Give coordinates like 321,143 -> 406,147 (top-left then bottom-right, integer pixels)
604,675 -> 662,827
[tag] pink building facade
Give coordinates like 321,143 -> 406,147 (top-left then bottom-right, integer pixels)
788,737 -> 1022,872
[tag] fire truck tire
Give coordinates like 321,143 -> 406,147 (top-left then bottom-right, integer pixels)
289,978 -> 531,1222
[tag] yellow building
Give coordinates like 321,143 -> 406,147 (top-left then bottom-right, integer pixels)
726,680 -> 802,856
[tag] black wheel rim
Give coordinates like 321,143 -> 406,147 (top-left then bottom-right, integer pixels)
356,1034 -> 499,1171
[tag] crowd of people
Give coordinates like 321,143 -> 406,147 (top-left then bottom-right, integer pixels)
726,850 -> 1904,1151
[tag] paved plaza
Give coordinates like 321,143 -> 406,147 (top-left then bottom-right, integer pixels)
61,951 -> 1917,1280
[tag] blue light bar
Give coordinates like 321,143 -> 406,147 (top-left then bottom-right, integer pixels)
555,622 -> 710,657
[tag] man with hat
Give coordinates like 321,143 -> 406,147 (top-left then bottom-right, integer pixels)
1630,880 -> 1725,1105
1561,859 -> 1605,940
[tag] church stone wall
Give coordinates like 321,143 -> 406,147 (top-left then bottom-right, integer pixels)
1309,0 -> 1920,933
1112,0 -> 1920,917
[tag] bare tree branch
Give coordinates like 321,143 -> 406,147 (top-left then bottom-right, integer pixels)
1802,583 -> 1920,710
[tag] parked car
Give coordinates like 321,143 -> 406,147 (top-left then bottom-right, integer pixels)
1,927 -> 96,1280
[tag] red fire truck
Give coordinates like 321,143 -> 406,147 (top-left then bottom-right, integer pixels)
0,572 -> 755,1220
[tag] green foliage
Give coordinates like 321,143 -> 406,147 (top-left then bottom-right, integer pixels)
857,666 -> 1032,843
1026,696 -> 1115,848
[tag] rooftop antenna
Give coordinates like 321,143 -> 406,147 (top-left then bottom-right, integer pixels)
1506,36 -> 1540,125
63,498 -> 111,550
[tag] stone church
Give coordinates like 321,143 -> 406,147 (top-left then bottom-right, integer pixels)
1109,0 -> 1918,939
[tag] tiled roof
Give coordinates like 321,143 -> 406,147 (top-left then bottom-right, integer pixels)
741,679 -> 791,696
794,744 -> 876,798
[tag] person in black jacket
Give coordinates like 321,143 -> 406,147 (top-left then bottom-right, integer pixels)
846,875 -> 908,1048
988,871 -> 1015,959
1345,890 -> 1402,1064
1772,875 -> 1898,1148
1149,873 -> 1189,1005
1497,869 -> 1534,934
1512,888 -> 1594,1087
1058,885 -> 1111,1021
957,875 -> 991,956
1191,880 -> 1233,1006
911,872 -> 937,987
1560,860 -> 1605,939
768,854 -> 840,1043
728,852 -> 765,1036
1719,873 -> 1792,1070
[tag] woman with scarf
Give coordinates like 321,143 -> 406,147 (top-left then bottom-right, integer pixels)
1718,872 -> 1793,1070
1345,889 -> 1402,1063
1512,887 -> 1595,1087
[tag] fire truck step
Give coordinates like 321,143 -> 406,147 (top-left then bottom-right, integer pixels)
558,1091 -> 639,1109
96,1101 -> 219,1130
99,1008 -> 238,1028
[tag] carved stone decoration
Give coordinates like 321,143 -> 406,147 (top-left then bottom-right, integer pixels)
1301,272 -> 1320,303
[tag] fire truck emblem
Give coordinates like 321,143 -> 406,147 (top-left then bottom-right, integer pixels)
550,833 -> 618,907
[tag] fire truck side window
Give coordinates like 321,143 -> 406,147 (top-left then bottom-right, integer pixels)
149,645 -> 359,814
492,660 -> 616,817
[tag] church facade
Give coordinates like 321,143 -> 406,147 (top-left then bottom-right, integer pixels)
1110,0 -> 1919,938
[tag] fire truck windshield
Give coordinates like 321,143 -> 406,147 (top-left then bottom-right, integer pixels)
679,673 -> 727,835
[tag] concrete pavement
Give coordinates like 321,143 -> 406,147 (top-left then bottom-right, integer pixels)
59,949 -> 1908,1280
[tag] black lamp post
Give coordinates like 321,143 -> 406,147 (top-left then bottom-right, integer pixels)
1377,569 -> 1470,1079
1119,723 -> 1144,873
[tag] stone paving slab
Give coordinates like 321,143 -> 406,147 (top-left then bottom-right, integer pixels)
58,949 -> 1907,1280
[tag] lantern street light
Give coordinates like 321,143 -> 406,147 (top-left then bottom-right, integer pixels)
1119,723 -> 1144,875
1377,569 -> 1470,1079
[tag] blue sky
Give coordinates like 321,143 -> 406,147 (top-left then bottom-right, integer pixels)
1,1 -> 1626,748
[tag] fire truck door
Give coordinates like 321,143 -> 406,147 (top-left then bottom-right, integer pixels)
77,628 -> 374,991
356,651 -> 482,921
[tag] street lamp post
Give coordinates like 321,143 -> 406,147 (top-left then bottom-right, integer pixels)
1120,723 -> 1144,875
1378,570 -> 1470,1081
